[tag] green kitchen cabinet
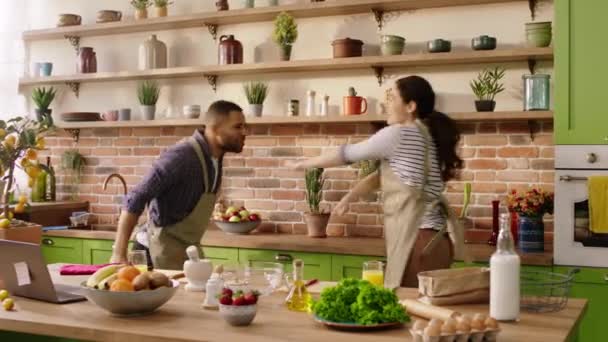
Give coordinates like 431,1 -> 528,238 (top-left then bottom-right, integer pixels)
331,255 -> 385,281
82,239 -> 114,265
0,331 -> 79,342
238,248 -> 331,281
202,246 -> 239,264
555,266 -> 608,342
41,237 -> 83,265
555,0 -> 608,144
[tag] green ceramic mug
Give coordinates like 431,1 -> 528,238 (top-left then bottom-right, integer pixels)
381,35 -> 405,56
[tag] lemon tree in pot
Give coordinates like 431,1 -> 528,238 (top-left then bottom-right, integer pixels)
273,12 -> 298,61
243,82 -> 268,117
304,168 -> 329,238
470,67 -> 505,112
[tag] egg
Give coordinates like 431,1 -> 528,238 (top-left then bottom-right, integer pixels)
456,318 -> 471,333
441,321 -> 457,334
471,317 -> 486,331
413,320 -> 427,332
459,314 -> 472,324
424,324 -> 442,337
485,317 -> 499,329
473,313 -> 487,322
444,318 -> 457,326
429,318 -> 443,327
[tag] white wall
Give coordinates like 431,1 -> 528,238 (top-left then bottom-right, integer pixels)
9,0 -> 553,120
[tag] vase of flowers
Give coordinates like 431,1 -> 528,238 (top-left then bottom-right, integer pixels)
507,188 -> 554,253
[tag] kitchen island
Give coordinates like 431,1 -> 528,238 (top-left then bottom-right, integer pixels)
0,265 -> 585,342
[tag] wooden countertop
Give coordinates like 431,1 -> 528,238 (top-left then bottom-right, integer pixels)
42,229 -> 554,266
0,265 -> 586,342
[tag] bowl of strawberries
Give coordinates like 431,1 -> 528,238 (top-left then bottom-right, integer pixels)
218,288 -> 260,326
212,205 -> 262,235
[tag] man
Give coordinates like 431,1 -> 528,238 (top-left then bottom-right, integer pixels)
110,100 -> 247,270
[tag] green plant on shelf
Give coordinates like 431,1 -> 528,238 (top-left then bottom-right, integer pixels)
137,81 -> 160,105
305,168 -> 325,214
153,0 -> 173,7
243,82 -> 269,105
61,149 -> 86,200
31,87 -> 56,127
469,67 -> 505,101
273,12 -> 298,47
131,0 -> 152,9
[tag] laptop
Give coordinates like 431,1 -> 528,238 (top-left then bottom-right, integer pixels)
0,239 -> 86,304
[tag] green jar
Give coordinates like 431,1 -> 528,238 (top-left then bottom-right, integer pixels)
523,74 -> 551,111
31,169 -> 47,202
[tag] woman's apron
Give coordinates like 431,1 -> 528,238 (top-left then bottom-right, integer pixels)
147,138 -> 217,270
382,121 -> 467,289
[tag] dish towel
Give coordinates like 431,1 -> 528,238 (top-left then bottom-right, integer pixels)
60,263 -> 115,276
588,176 -> 608,233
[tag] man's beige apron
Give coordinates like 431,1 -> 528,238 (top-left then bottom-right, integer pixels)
147,138 -> 216,270
382,121 -> 467,289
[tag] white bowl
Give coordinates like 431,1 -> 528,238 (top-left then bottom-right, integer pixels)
80,279 -> 179,316
213,220 -> 261,234
219,304 -> 257,326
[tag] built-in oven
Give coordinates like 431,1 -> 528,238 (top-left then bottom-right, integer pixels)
555,146 -> 608,267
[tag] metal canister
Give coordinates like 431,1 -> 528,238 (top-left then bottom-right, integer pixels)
523,74 -> 551,111
287,99 -> 299,116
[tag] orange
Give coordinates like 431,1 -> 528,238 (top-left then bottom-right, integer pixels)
117,266 -> 140,282
109,279 -> 134,292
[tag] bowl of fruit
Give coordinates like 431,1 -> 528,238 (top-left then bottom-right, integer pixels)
218,288 -> 260,326
80,264 -> 179,316
212,205 -> 261,235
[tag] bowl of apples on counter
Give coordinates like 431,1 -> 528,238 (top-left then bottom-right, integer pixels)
212,205 -> 262,235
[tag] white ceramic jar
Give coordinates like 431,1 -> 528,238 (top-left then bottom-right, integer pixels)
139,34 -> 167,70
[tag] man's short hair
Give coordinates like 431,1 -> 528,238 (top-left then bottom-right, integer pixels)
204,100 -> 243,126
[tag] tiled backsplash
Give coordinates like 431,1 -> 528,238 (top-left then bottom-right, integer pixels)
42,120 -> 554,240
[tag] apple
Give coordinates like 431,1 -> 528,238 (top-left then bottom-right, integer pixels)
239,210 -> 250,219
229,215 -> 241,223
222,215 -> 230,222
241,216 -> 250,222
239,206 -> 246,211
225,206 -> 238,216
248,214 -> 260,221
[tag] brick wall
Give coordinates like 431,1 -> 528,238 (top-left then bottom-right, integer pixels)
42,120 -> 554,241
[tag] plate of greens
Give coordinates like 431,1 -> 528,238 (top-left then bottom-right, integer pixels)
310,279 -> 409,331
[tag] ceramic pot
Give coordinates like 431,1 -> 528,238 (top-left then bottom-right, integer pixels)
77,47 -> 97,73
34,109 -> 52,124
518,215 -> 544,253
135,8 -> 148,20
57,14 -> 81,27
287,100 -> 299,116
427,39 -> 452,53
155,6 -> 168,17
141,105 -> 156,120
216,0 -> 229,11
343,96 -> 367,115
183,259 -> 213,292
304,213 -> 329,238
40,62 -> 53,76
523,74 -> 551,111
118,108 -> 131,121
249,104 -> 263,117
218,35 -> 243,65
380,35 -> 405,56
100,110 -> 118,121
279,44 -> 292,61
96,10 -> 122,23
471,35 -> 497,50
332,38 -> 364,58
475,100 -> 496,112
139,35 -> 167,70
525,22 -> 552,47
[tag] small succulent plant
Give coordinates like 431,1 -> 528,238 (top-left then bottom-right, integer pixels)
348,87 -> 357,97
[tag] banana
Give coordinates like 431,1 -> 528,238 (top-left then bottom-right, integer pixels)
96,274 -> 118,290
86,264 -> 123,288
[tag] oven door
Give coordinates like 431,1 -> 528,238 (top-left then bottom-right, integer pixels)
555,169 -> 608,267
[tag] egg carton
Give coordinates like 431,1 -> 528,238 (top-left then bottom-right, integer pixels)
409,328 -> 500,342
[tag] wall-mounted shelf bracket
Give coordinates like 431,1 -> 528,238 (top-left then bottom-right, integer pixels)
206,24 -> 218,41
65,82 -> 80,98
371,8 -> 385,31
527,58 -> 537,74
372,66 -> 384,86
528,119 -> 541,141
206,75 -> 218,92
528,0 -> 539,21
64,35 -> 80,54
65,128 -> 80,143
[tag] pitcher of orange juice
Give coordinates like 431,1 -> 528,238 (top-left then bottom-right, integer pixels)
362,261 -> 384,286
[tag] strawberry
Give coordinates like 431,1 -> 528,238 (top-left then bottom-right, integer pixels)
232,296 -> 248,306
221,288 -> 233,298
219,294 -> 233,305
244,292 -> 258,305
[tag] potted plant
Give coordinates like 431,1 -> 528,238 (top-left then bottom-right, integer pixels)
0,117 -> 48,244
131,0 -> 151,20
243,82 -> 269,117
153,0 -> 173,17
137,81 -> 160,120
31,87 -> 56,127
273,12 -> 298,61
304,168 -> 329,238
61,149 -> 86,200
507,187 -> 554,253
470,67 -> 505,112
343,87 -> 367,115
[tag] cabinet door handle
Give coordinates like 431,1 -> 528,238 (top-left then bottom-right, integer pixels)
42,238 -> 54,246
275,253 -> 293,262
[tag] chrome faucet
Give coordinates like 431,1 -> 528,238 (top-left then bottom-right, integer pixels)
103,173 -> 128,195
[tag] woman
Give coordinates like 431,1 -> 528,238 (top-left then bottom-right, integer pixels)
289,76 -> 467,288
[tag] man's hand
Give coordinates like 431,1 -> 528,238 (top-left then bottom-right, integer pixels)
110,253 -> 127,264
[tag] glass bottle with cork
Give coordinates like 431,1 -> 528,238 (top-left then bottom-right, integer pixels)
45,157 -> 56,201
285,259 -> 311,312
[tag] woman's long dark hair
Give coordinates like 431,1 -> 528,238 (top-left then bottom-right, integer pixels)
396,76 -> 463,181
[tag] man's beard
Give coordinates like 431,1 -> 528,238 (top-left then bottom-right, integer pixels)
221,139 -> 244,153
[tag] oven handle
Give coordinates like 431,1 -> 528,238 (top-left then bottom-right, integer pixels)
559,175 -> 588,182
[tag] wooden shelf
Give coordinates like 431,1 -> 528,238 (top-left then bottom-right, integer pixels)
23,0 -> 526,41
19,47 -> 553,87
55,111 -> 553,129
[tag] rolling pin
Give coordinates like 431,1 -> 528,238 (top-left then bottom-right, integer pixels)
400,299 -> 461,321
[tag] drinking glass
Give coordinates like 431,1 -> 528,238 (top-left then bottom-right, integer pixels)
362,260 -> 384,286
128,250 -> 148,273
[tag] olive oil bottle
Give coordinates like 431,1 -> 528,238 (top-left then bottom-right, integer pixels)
285,259 -> 311,312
